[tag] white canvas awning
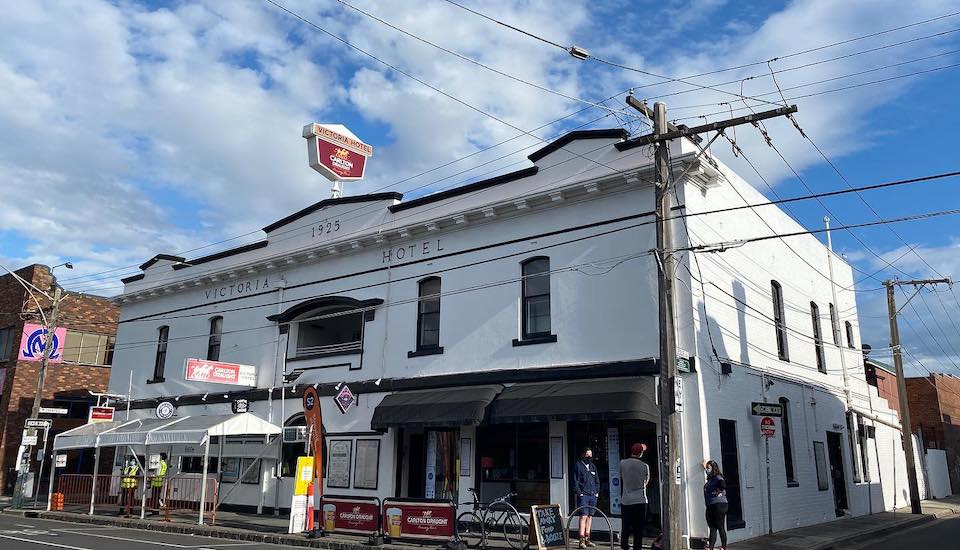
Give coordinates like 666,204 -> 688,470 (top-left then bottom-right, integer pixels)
53,413 -> 280,450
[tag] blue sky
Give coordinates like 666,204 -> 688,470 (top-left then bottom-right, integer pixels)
2,0 -> 960,375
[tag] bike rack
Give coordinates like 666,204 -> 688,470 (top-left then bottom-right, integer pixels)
456,499 -> 526,550
566,506 -> 616,550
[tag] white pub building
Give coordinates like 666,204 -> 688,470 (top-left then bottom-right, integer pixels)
104,127 -> 910,547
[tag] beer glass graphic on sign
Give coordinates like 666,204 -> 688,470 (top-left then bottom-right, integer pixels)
323,504 -> 336,532
386,507 -> 403,537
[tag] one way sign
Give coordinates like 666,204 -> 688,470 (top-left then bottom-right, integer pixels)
751,402 -> 783,417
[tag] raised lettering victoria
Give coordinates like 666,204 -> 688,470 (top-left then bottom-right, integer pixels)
204,277 -> 270,302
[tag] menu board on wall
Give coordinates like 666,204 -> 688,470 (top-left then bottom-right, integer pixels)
327,440 -> 352,488
354,439 -> 380,489
606,428 -> 622,515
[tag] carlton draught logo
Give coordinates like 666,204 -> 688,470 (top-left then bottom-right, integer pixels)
303,123 -> 372,182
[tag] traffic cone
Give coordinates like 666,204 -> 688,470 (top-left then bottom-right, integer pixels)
306,482 -> 315,532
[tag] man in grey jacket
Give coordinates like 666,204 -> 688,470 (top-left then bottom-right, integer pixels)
619,443 -> 650,550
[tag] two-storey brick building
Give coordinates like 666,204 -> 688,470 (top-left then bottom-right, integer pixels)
0,264 -> 119,494
905,373 -> 960,494
102,129 -> 910,546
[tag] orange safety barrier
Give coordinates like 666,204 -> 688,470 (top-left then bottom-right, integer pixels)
55,474 -> 218,523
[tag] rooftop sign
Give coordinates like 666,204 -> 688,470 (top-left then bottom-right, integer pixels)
303,123 -> 373,182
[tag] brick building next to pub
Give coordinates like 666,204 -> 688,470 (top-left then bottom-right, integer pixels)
0,264 -> 119,494
906,373 -> 960,494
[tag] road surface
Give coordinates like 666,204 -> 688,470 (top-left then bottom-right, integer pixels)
0,513 -> 289,550
847,516 -> 960,549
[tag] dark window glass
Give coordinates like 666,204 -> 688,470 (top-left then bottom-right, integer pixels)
0,327 -> 14,362
771,281 -> 789,361
780,397 -> 796,483
522,258 -> 551,339
857,417 -> 871,482
811,302 -> 826,373
153,326 -> 169,380
829,303 -> 840,346
207,316 -> 223,361
296,307 -> 364,356
845,321 -> 855,349
105,336 -> 115,365
417,278 -> 441,350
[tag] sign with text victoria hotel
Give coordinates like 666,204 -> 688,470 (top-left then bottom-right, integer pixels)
303,123 -> 373,182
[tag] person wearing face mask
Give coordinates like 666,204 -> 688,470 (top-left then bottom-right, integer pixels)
573,447 -> 600,548
702,460 -> 728,550
619,443 -> 650,550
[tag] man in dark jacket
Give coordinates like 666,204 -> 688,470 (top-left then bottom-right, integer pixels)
573,447 -> 600,548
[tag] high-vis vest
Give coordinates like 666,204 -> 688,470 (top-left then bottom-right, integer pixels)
121,464 -> 140,489
151,460 -> 167,488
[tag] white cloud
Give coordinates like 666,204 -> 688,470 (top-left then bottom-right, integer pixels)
0,0 -> 958,299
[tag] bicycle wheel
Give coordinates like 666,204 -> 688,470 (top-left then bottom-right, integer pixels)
457,511 -> 484,548
499,507 -> 528,550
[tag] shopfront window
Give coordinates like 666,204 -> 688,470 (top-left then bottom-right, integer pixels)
567,420 -> 658,518
476,424 -> 549,511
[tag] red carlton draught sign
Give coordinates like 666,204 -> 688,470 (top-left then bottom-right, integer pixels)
303,123 -> 373,182
321,497 -> 379,535
382,500 -> 456,542
184,358 -> 257,387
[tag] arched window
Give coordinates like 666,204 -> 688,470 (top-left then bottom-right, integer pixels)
152,326 -> 169,382
417,277 -> 441,351
845,321 -> 856,349
771,281 -> 788,361
780,397 -> 797,485
811,302 -> 826,373
829,303 -> 839,346
521,257 -> 551,339
207,316 -> 223,361
280,413 -> 327,478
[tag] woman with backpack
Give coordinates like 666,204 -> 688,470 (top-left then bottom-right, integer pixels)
703,460 -> 728,550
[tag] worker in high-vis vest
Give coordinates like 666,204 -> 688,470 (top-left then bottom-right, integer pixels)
118,457 -> 140,515
149,453 -> 168,514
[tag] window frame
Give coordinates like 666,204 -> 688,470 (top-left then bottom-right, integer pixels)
771,281 -> 789,361
520,257 -> 553,341
151,325 -> 169,382
207,316 -> 223,361
415,277 -> 442,353
294,306 -> 365,358
779,397 -> 798,486
0,327 -> 13,362
845,321 -> 855,349
829,303 -> 840,346
811,302 -> 826,373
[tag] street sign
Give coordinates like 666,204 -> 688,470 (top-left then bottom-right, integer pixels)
760,416 -> 776,438
39,407 -> 68,415
22,435 -> 38,446
751,402 -> 783,417
55,454 -> 67,468
674,377 -> 683,413
25,418 -> 52,429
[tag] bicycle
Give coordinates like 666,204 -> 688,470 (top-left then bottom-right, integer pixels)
456,488 -> 529,549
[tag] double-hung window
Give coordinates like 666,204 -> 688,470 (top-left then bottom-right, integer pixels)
416,277 -> 442,351
152,325 -> 169,382
520,257 -> 552,341
811,302 -> 826,373
207,316 -> 223,361
771,281 -> 789,361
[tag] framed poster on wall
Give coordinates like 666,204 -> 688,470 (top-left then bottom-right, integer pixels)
354,439 -> 380,489
550,437 -> 564,479
327,439 -> 352,489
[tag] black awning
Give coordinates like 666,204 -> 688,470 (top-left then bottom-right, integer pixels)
371,385 -> 503,430
487,377 -> 658,424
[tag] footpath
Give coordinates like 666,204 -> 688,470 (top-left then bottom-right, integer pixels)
2,496 -> 960,549
732,495 -> 960,550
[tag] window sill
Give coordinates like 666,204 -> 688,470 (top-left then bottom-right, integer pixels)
288,350 -> 361,362
787,481 -> 800,488
408,347 -> 444,358
146,377 -> 165,384
512,334 -> 558,347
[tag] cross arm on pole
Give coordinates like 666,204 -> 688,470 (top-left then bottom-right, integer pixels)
616,105 -> 798,151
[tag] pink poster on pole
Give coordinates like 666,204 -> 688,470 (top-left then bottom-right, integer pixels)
18,323 -> 66,363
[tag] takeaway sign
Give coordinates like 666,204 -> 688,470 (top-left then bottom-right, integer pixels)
303,123 -> 373,181
184,358 -> 256,387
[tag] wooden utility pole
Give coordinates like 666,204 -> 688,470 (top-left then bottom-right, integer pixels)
626,98 -> 797,549
884,278 -> 950,514
30,286 -> 63,419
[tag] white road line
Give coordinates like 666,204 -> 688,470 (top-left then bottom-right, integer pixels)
61,530 -> 190,547
0,533 -> 95,550
16,523 -> 37,528
181,544 -> 258,548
